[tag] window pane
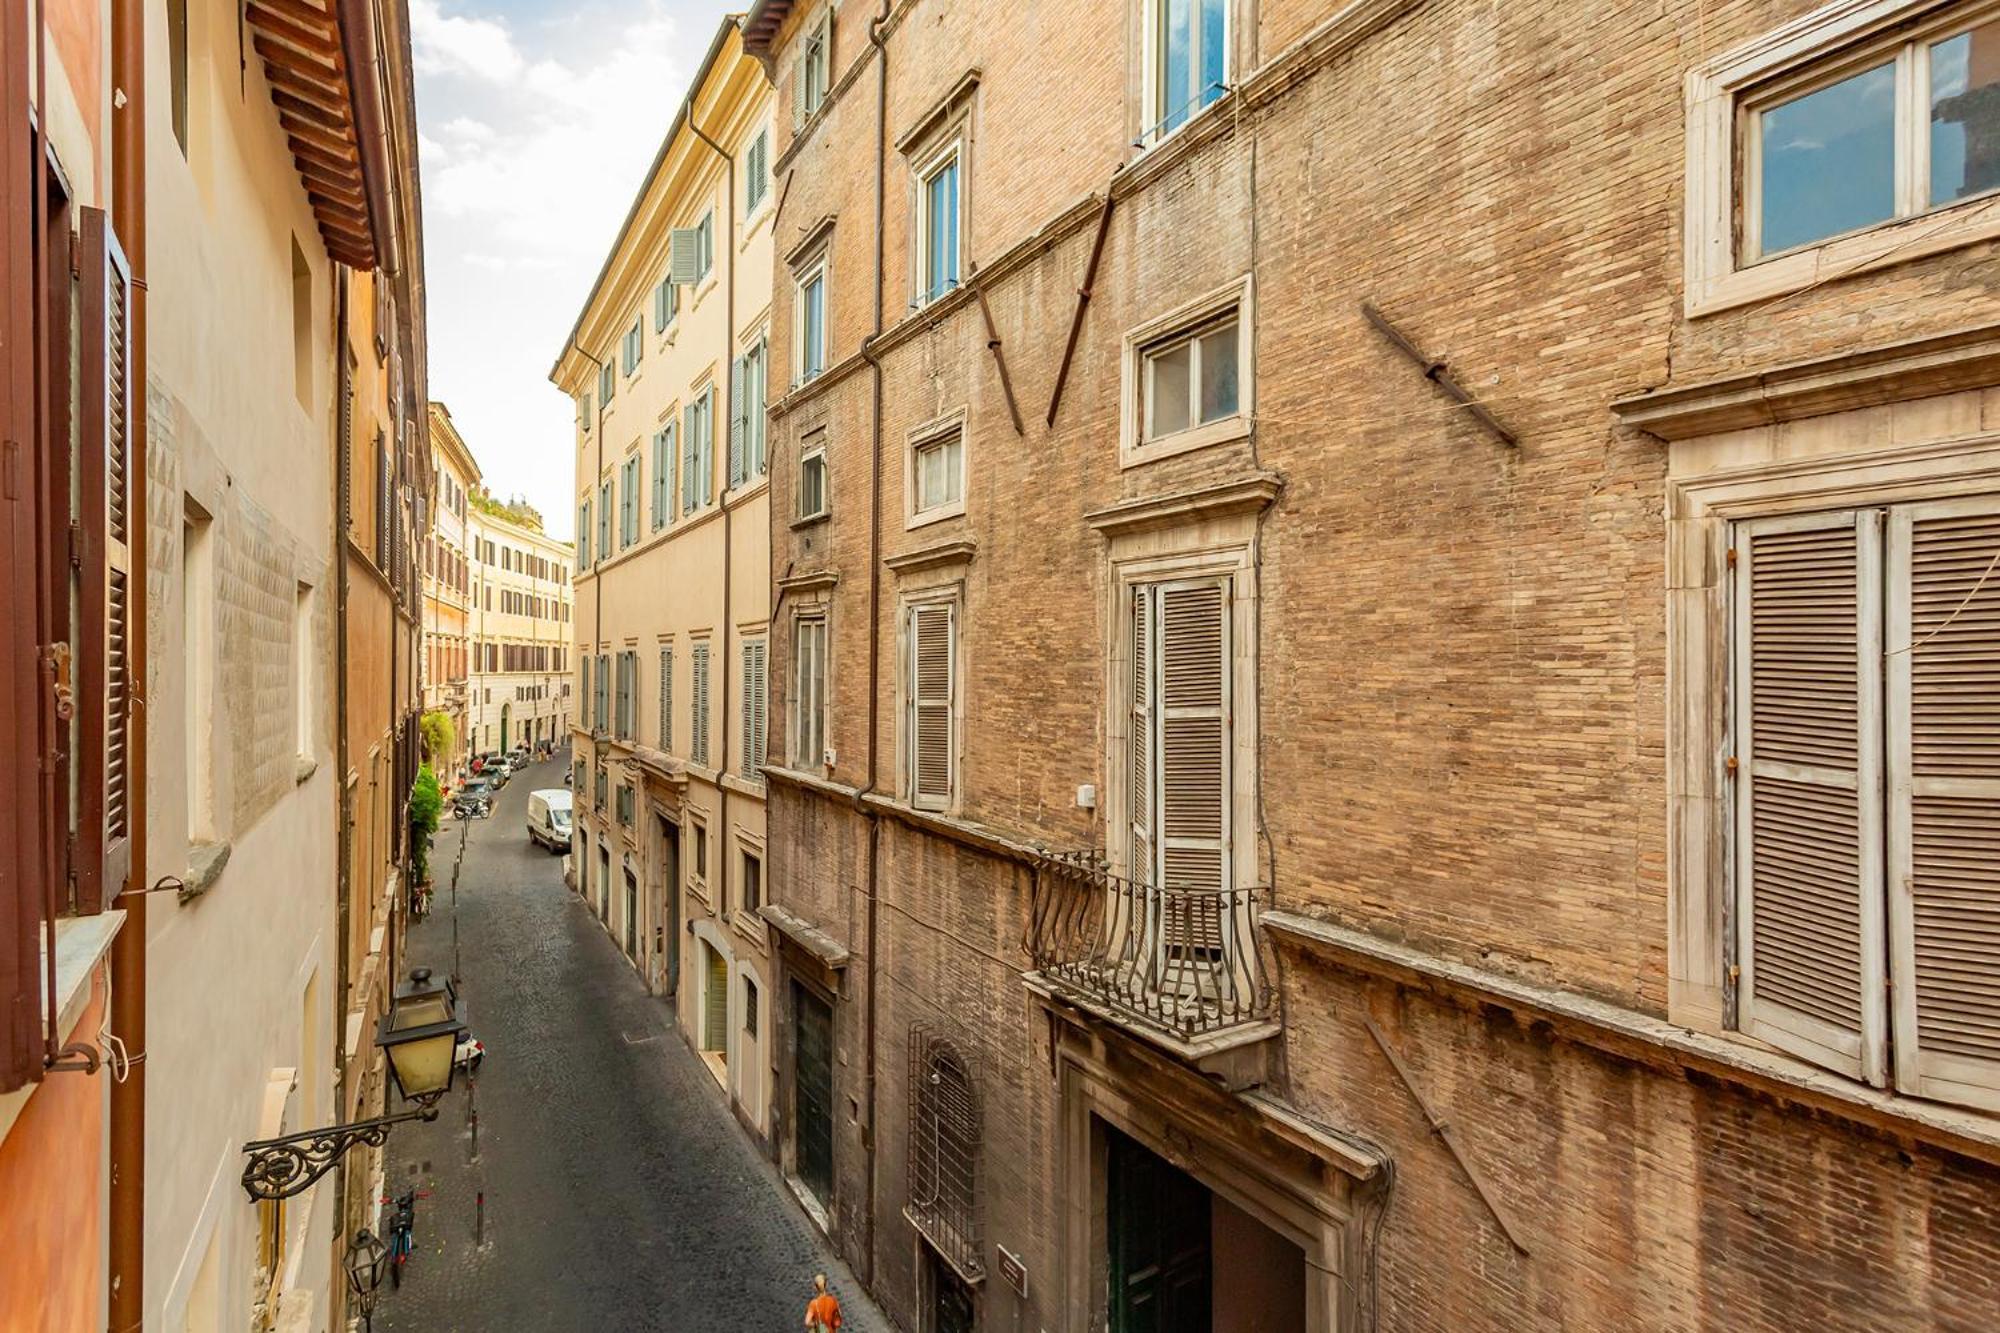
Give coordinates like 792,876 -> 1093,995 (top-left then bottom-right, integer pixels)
1198,324 -> 1237,422
940,435 -> 962,504
1931,23 -> 2000,206
1148,339 -> 1192,437
1199,0 -> 1226,109
1163,0 -> 1192,132
1756,61 -> 1896,256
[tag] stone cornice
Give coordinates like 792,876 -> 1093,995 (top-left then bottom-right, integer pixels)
1085,475 -> 1283,538
883,538 -> 976,575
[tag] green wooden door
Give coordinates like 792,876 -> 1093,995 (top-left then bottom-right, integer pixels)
794,982 -> 835,1206
1108,1127 -> 1211,1333
704,946 -> 729,1050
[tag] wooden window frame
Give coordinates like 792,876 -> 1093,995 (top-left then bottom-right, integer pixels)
1120,275 -> 1253,469
793,612 -> 829,769
906,409 -> 968,529
797,429 -> 830,521
794,253 -> 830,384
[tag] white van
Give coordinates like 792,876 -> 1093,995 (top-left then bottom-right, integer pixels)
526,788 -> 573,852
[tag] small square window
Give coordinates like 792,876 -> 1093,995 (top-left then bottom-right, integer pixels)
798,430 -> 829,520
911,428 -> 963,520
1121,278 -> 1251,467
1144,316 -> 1238,440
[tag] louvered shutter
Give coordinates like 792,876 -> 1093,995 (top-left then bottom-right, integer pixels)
749,340 -> 768,475
729,355 -> 747,488
654,280 -> 669,333
1887,497 -> 2000,1110
1734,511 -> 1886,1084
693,642 -> 711,767
909,603 -> 954,809
741,640 -> 767,778
659,645 -> 673,750
1157,582 -> 1229,957
78,208 -> 133,911
598,481 -> 611,560
670,227 -> 701,286
793,49 -> 807,129
1130,588 -> 1154,890
683,403 -> 699,511
582,656 -> 592,727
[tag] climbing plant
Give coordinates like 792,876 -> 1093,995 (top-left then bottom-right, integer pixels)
409,764 -> 442,888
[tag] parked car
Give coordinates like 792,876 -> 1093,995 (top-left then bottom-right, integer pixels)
510,744 -> 532,766
486,757 -> 512,788
455,1031 -> 484,1076
526,788 -> 572,852
454,780 -> 493,819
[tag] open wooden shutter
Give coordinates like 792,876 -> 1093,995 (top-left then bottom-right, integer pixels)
728,355 -> 747,488
659,645 -> 673,750
582,656 -> 593,728
740,641 -> 767,778
1734,511 -> 1886,1084
77,208 -> 133,912
1158,581 -> 1228,957
1130,588 -> 1155,888
910,603 -> 954,809
1888,497 -> 2000,1110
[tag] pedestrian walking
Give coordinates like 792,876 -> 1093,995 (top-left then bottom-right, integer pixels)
804,1273 -> 843,1331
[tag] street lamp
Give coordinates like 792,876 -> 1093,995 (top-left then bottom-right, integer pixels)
345,1228 -> 388,1331
240,968 -> 469,1201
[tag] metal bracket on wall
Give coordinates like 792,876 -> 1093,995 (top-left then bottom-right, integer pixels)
1360,302 -> 1520,449
971,275 -> 1025,436
1363,1014 -> 1531,1255
1045,188 -> 1118,428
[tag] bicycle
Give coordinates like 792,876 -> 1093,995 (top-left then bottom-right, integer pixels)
380,1188 -> 431,1288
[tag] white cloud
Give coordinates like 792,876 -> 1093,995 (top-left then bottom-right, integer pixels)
415,0 -> 717,539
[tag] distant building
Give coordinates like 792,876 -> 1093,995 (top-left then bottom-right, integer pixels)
424,404 -> 482,777
466,503 -> 573,757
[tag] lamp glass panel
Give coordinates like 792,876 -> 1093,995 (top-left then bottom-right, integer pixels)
387,1031 -> 456,1097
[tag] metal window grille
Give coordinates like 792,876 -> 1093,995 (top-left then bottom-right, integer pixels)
905,1027 -> 982,1282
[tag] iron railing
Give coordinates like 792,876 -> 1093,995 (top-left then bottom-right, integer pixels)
1025,849 -> 1274,1043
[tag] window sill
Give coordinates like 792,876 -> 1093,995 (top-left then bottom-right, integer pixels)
731,910 -> 767,953
181,840 -> 233,904
721,772 -> 766,800
790,509 -> 831,531
47,911 -> 125,1044
1122,414 -> 1251,469
741,200 -> 773,249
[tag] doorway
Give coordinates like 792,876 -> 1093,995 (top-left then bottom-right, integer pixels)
656,816 -> 680,996
623,866 -> 639,958
699,943 -> 731,1086
792,981 -> 835,1210
1107,1126 -> 1210,1333
927,1247 -> 977,1333
500,702 -> 511,751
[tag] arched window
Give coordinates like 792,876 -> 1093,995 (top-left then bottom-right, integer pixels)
907,1029 -> 982,1280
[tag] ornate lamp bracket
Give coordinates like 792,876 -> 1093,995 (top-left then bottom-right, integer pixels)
240,1101 -> 440,1202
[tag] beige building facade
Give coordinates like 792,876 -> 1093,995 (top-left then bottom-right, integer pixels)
424,405 -> 481,778
553,20 -> 778,1137
466,505 -> 573,756
744,0 -> 2000,1329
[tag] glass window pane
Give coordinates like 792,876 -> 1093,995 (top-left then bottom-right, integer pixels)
1198,323 -> 1238,422
1148,340 -> 1192,437
1200,0 -> 1226,109
1931,23 -> 2000,206
941,435 -> 962,504
1755,61 -> 1896,256
1162,0 -> 1192,132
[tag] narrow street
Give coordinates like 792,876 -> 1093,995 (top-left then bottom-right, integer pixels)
373,754 -> 885,1332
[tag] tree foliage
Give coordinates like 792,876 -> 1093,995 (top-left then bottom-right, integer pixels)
420,709 -> 456,765
409,763 -> 442,886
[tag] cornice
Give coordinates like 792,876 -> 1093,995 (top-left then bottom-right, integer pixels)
1085,475 -> 1283,538
884,538 -> 976,574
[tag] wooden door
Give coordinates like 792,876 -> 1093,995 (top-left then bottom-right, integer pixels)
1108,1127 -> 1211,1333
794,981 -> 835,1206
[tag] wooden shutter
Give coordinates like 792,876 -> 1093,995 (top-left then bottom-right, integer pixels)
729,355 -> 746,488
670,228 -> 701,286
693,642 -> 711,767
909,602 -> 954,809
1734,511 -> 1886,1084
78,208 -> 133,912
1157,581 -> 1229,956
1130,588 -> 1154,889
1887,497 -> 2000,1110
659,645 -> 673,750
741,640 -> 766,778
683,403 -> 699,511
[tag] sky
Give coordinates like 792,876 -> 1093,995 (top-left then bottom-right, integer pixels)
411,0 -> 739,541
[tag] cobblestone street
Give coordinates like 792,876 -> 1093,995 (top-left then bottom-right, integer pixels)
372,754 -> 885,1333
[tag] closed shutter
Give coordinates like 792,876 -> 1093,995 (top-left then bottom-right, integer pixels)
1156,582 -> 1229,957
729,355 -> 746,488
909,603 -> 954,809
741,640 -> 766,778
749,340 -> 768,475
652,427 -> 672,528
1733,511 -> 1886,1084
659,645 -> 673,750
1887,497 -> 2000,1110
597,481 -> 611,559
1130,588 -> 1154,890
78,208 -> 133,911
654,280 -> 668,333
683,402 -> 699,511
693,642 -> 711,767
670,227 -> 701,286
581,651 -> 592,727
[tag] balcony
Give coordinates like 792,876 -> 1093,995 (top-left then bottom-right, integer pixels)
1024,849 -> 1277,1076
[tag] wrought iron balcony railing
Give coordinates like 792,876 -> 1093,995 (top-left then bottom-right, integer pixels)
1025,849 -> 1274,1045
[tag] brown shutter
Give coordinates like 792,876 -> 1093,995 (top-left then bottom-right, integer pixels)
910,603 -> 954,809
1158,582 -> 1228,957
1733,511 -> 1886,1084
1888,497 -> 2000,1111
77,208 -> 133,913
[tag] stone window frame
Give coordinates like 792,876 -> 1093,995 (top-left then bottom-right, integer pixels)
1684,0 -> 2000,317
894,577 -> 966,815
792,247 -> 831,386
1120,275 -> 1254,469
905,406 -> 969,530
1131,0 -> 1256,149
797,424 -> 830,523
1665,423 -> 2000,1058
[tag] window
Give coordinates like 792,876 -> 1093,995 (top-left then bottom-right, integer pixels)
682,386 -> 715,513
692,821 -> 708,885
616,783 -> 634,827
797,10 -> 831,123
1128,579 -> 1232,958
741,638 -> 767,779
653,275 -> 679,333
615,650 -> 637,740
798,429 -> 829,520
599,358 -> 616,407
909,422 -> 964,523
652,424 -> 675,529
795,616 -> 827,767
1688,2 -> 2000,313
907,1032 -> 979,1278
742,850 -> 763,914
695,210 -> 715,284
796,259 -> 827,382
184,500 -> 216,841
1122,278 -> 1252,466
622,317 -> 643,376
915,143 -> 961,305
746,128 -> 771,214
597,478 -> 612,562
594,652 -> 610,733
621,455 -> 641,547
730,338 -> 769,487
291,239 -> 313,408
744,975 -> 760,1037
1147,0 -> 1229,140
1730,499 -> 2000,1109
691,640 -> 712,768
580,389 -> 593,431
595,763 -> 608,811
658,644 -> 674,751
905,600 -> 956,810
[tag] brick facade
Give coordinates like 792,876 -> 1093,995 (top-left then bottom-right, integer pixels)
748,0 -> 2000,1328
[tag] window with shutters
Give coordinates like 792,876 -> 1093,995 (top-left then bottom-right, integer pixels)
654,275 -> 680,333
683,386 -> 715,514
798,428 -> 829,521
580,389 -> 593,433
746,127 -> 771,215
652,424 -> 675,529
598,479 -> 612,563
621,454 -> 641,548
1730,498 -> 2000,1111
695,210 -> 715,284
730,337 -> 769,488
622,317 -> 643,376
795,615 -> 828,768
905,600 -> 958,811
577,499 -> 592,568
692,640 -> 713,768
1121,276 -> 1252,467
797,9 -> 832,124
741,638 -> 768,780
658,643 -> 674,751
594,652 -> 610,735
908,419 -> 965,527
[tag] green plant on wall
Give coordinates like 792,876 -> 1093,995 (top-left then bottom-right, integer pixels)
409,764 -> 442,887
420,709 -> 455,765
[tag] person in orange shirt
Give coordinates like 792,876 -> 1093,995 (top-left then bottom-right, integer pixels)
805,1273 -> 843,1331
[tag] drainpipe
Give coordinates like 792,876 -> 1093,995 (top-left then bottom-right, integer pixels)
688,97 -> 737,949
108,0 -> 148,1323
856,0 -> 892,1290
570,338 -> 606,892
332,270 -> 354,1245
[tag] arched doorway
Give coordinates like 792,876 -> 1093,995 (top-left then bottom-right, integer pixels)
499,702 -> 511,751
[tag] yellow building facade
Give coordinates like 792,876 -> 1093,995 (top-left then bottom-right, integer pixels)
425,404 -> 481,779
